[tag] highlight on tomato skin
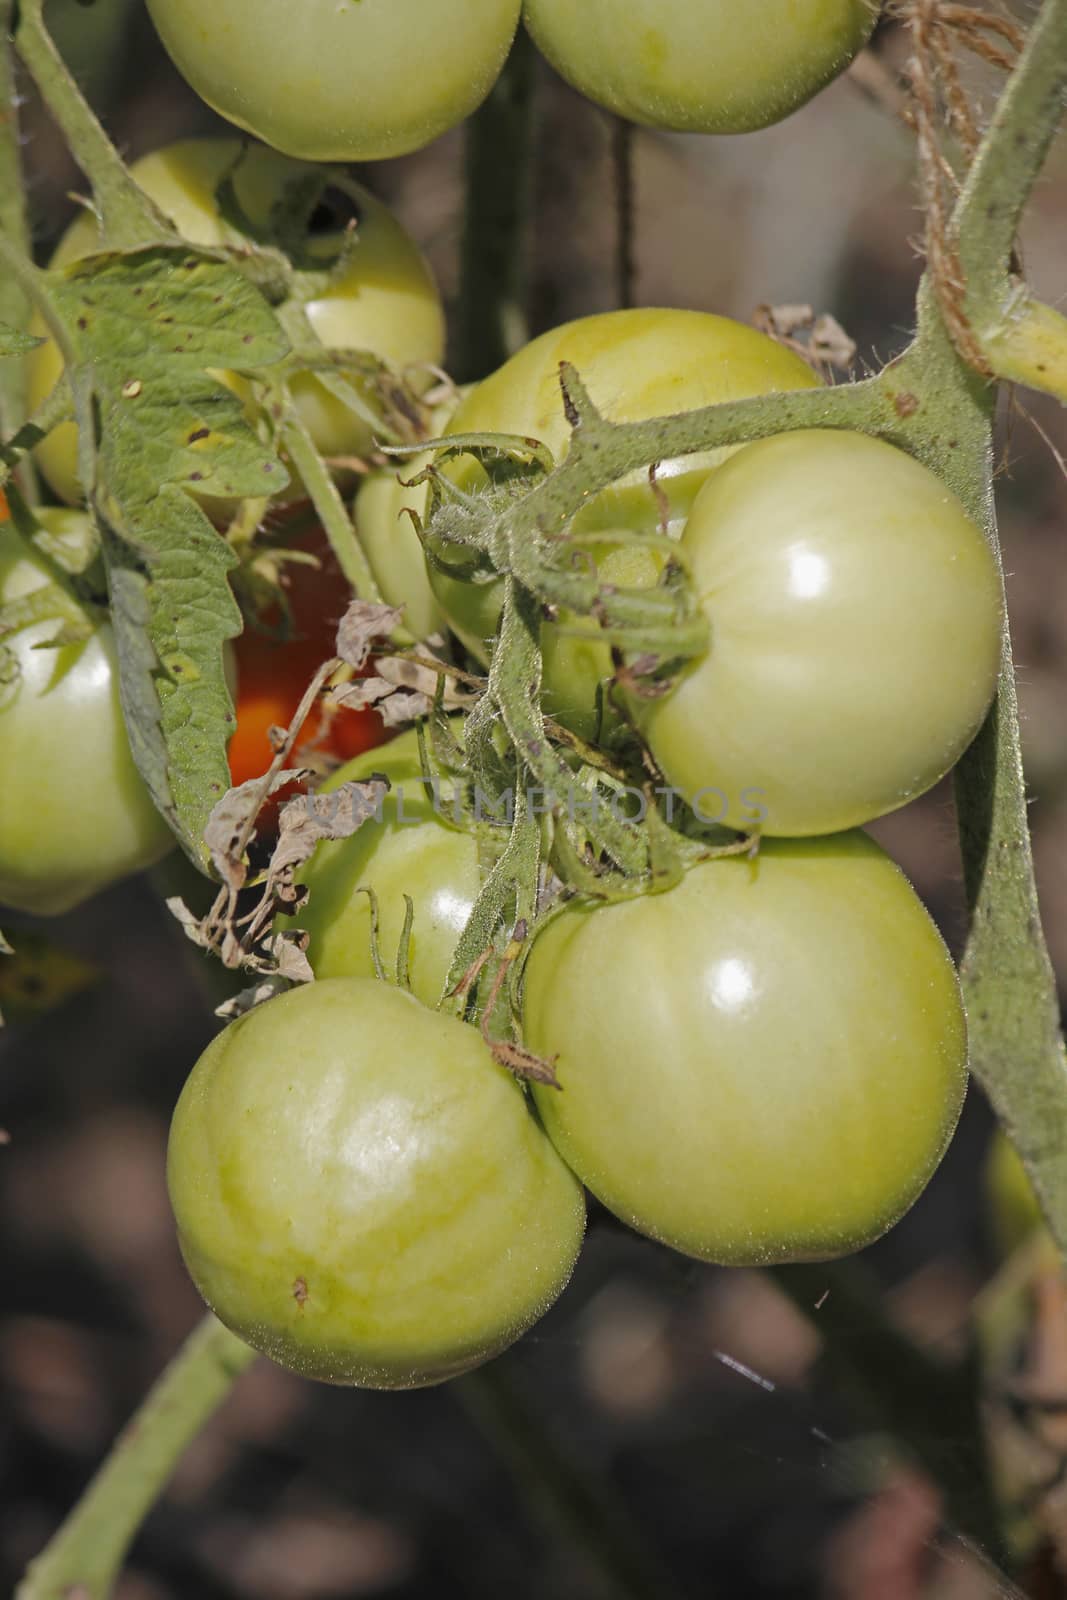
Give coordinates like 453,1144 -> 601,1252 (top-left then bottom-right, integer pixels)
228,527 -> 390,793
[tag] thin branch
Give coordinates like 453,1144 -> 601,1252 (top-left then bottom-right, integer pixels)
16,1316 -> 256,1600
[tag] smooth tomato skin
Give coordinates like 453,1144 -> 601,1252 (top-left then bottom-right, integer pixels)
522,0 -> 877,134
145,0 -> 521,162
642,429 -> 1003,836
279,727 -> 481,1007
525,832 -> 968,1267
167,976 -> 585,1387
27,139 -> 444,505
428,309 -> 818,732
0,509 -> 173,916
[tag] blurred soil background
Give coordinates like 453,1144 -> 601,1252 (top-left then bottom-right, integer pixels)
3,2 -> 1067,1596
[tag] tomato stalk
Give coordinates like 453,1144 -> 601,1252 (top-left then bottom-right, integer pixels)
14,1315 -> 257,1600
0,0 -> 33,475
13,0 -> 174,249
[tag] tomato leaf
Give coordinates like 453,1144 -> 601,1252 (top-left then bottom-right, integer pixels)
46,248 -> 291,869
0,323 -> 43,358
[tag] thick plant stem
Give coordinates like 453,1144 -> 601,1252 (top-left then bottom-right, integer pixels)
14,0 -> 172,248
16,1316 -> 257,1600
460,1363 -> 678,1600
455,29 -> 535,382
0,4 -> 31,437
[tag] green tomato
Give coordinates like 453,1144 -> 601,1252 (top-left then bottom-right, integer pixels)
354,394 -> 466,643
985,1129 -> 1044,1260
280,727 -> 481,1007
428,308 -> 818,736
168,976 -> 585,1386
0,509 -> 173,916
26,139 -> 444,506
524,831 -> 968,1266
641,429 -> 1003,836
145,0 -> 521,162
522,0 -> 877,134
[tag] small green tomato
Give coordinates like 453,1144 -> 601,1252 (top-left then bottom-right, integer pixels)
167,977 -> 586,1387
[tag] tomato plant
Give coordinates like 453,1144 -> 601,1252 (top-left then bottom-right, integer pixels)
26,139 -> 444,506
429,308 -> 818,735
0,508 -> 173,915
522,0 -> 878,133
641,428 -> 1004,835
144,0 -> 522,162
353,393 -> 462,643
280,725 -> 480,1005
228,527 -> 386,788
167,976 -> 586,1386
524,831 -> 968,1266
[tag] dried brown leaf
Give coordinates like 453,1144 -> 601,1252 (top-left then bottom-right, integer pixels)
215,976 -> 292,1019
335,601 -> 406,669
268,779 -> 390,889
204,769 -> 312,888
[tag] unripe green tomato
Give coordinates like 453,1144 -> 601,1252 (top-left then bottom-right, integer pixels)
522,0 -> 877,134
167,976 -> 586,1386
354,394 -> 465,643
641,429 -> 1003,836
428,308 -> 818,735
524,832 -> 968,1266
145,0 -> 522,162
0,509 -> 173,915
985,1129 -> 1045,1260
26,139 -> 444,506
279,727 -> 481,1007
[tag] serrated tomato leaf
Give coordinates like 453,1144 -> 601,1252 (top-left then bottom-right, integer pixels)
46,247 -> 291,869
0,323 -> 43,358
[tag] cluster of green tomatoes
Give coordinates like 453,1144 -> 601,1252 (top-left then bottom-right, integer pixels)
0,0 -> 1010,1389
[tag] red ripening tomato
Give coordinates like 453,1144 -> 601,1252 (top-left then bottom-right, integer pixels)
229,529 -> 388,789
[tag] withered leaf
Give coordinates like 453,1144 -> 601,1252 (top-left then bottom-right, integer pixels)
204,768 -> 312,888
268,778 -> 390,889
335,600 -> 405,669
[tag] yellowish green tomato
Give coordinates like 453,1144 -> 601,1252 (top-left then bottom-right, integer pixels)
985,1129 -> 1045,1260
522,0 -> 877,133
0,509 -> 173,915
641,429 -> 1003,836
280,728 -> 481,1007
524,831 -> 968,1266
26,139 -> 444,505
145,0 -> 522,162
428,308 -> 818,735
167,976 -> 586,1386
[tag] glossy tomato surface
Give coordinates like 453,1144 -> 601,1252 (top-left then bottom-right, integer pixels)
525,832 -> 968,1266
522,0 -> 877,133
429,309 -> 818,733
280,726 -> 480,1006
146,0 -> 521,161
27,139 -> 444,504
168,976 -> 585,1386
228,527 -> 386,789
0,509 -> 173,915
642,429 -> 1003,835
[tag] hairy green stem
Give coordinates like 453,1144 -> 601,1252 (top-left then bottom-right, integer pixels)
0,1 -> 33,465
953,0 -> 1067,313
14,0 -> 172,248
455,29 -> 535,382
16,1316 -> 256,1600
280,409 -> 383,602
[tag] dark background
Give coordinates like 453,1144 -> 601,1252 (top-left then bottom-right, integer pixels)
3,3 -> 1067,1595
